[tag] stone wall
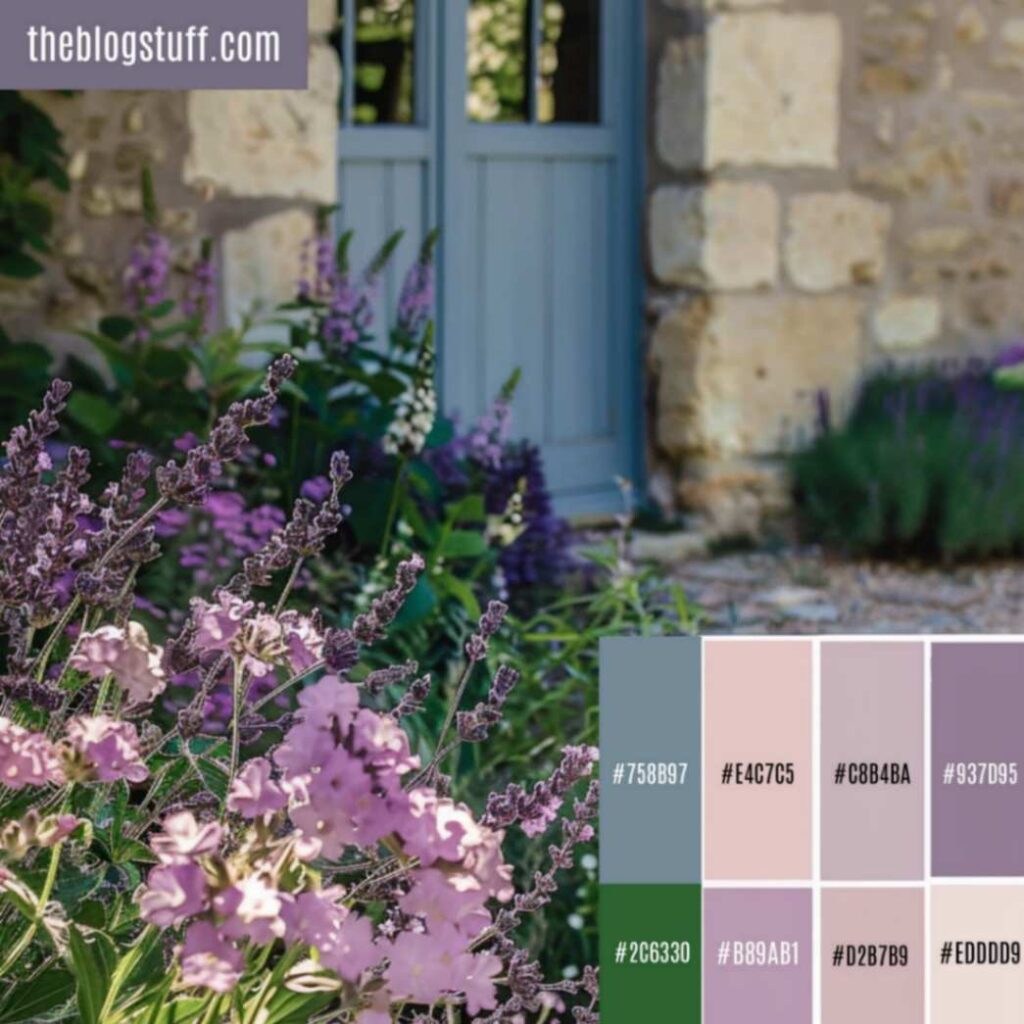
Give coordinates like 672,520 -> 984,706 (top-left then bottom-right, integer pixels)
647,0 -> 1024,534
0,0 -> 339,354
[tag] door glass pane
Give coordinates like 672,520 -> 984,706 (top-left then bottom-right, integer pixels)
538,0 -> 600,123
346,0 -> 417,125
467,0 -> 531,122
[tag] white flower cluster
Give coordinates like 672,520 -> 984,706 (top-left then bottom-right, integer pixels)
383,334 -> 437,457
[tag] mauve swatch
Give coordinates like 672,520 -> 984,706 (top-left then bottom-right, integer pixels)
821,641 -> 925,880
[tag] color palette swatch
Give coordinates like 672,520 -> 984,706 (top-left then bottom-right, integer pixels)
600,637 -> 1024,1022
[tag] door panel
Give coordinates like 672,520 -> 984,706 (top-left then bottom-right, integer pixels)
551,159 -> 610,444
478,159 -> 548,425
339,0 -> 638,514
339,158 -> 430,333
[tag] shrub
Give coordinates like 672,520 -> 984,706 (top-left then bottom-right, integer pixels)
0,91 -> 67,281
0,364 -> 601,1022
0,205 -> 576,688
792,360 -> 1024,560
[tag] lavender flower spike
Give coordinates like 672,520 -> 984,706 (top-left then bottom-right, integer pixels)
156,355 -> 296,506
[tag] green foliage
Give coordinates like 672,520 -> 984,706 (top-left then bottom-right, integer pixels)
0,92 -> 67,279
0,203 -> 699,999
792,363 -> 1024,561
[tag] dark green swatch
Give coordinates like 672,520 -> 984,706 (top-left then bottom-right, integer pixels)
601,884 -> 702,1022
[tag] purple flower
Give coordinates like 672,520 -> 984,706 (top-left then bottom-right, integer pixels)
70,622 -> 167,704
994,342 -> 1024,369
396,239 -> 436,340
183,243 -> 218,333
176,921 -> 244,993
466,397 -> 511,471
227,758 -> 287,819
140,862 -> 209,927
64,716 -> 148,784
485,441 -> 571,592
300,475 -> 332,502
0,717 -> 64,790
124,229 -> 172,327
150,811 -> 223,864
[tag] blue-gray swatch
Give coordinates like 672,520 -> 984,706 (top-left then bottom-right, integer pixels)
600,636 -> 702,884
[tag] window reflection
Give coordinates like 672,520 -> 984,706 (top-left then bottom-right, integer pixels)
467,0 -> 531,123
345,0 -> 417,125
538,0 -> 600,123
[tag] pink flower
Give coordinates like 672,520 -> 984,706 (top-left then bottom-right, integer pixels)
279,610 -> 324,672
70,622 -> 167,704
458,949 -> 502,1015
317,913 -> 382,983
37,813 -> 82,847
453,825 -> 515,904
401,791 -> 478,864
273,676 -> 360,778
385,927 -> 462,1007
385,927 -> 500,1015
214,874 -> 287,945
140,863 -> 209,927
177,921 -> 243,993
282,888 -> 348,951
233,613 -> 288,676
192,591 -> 252,654
0,717 -> 63,790
400,868 -> 490,939
354,993 -> 392,1024
296,675 -> 360,727
351,709 -> 419,779
288,738 -> 413,858
150,811 -> 223,864
227,758 -> 287,819
64,716 -> 148,783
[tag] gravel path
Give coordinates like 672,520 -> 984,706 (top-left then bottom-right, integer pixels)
668,549 -> 1024,634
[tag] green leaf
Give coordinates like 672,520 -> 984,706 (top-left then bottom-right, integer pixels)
0,966 -> 75,1022
262,989 -> 336,1024
98,925 -> 161,1022
440,530 -> 488,559
68,926 -> 116,1024
144,299 -> 175,320
0,251 -> 44,278
99,316 -> 136,342
443,574 -> 482,619
444,493 -> 486,524
394,576 -> 437,627
196,756 -> 229,803
66,391 -> 119,437
150,998 -> 206,1024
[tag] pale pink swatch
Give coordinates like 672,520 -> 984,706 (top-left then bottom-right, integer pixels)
822,889 -> 925,1024
704,639 -> 813,880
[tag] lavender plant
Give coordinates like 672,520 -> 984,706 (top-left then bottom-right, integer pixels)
0,366 -> 600,1023
793,358 -> 1024,560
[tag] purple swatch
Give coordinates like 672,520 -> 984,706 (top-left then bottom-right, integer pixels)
704,889 -> 813,1024
932,643 -> 1024,877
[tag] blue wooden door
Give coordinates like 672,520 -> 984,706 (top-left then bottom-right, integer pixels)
338,0 -> 639,514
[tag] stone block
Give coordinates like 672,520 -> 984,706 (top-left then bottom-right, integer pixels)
706,13 -> 842,168
184,43 -> 340,203
655,36 -> 707,171
907,227 -> 977,257
222,209 -> 315,324
651,294 -> 863,460
955,6 -> 988,45
873,296 -> 942,349
650,182 -> 779,289
785,192 -> 891,291
309,0 -> 339,35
